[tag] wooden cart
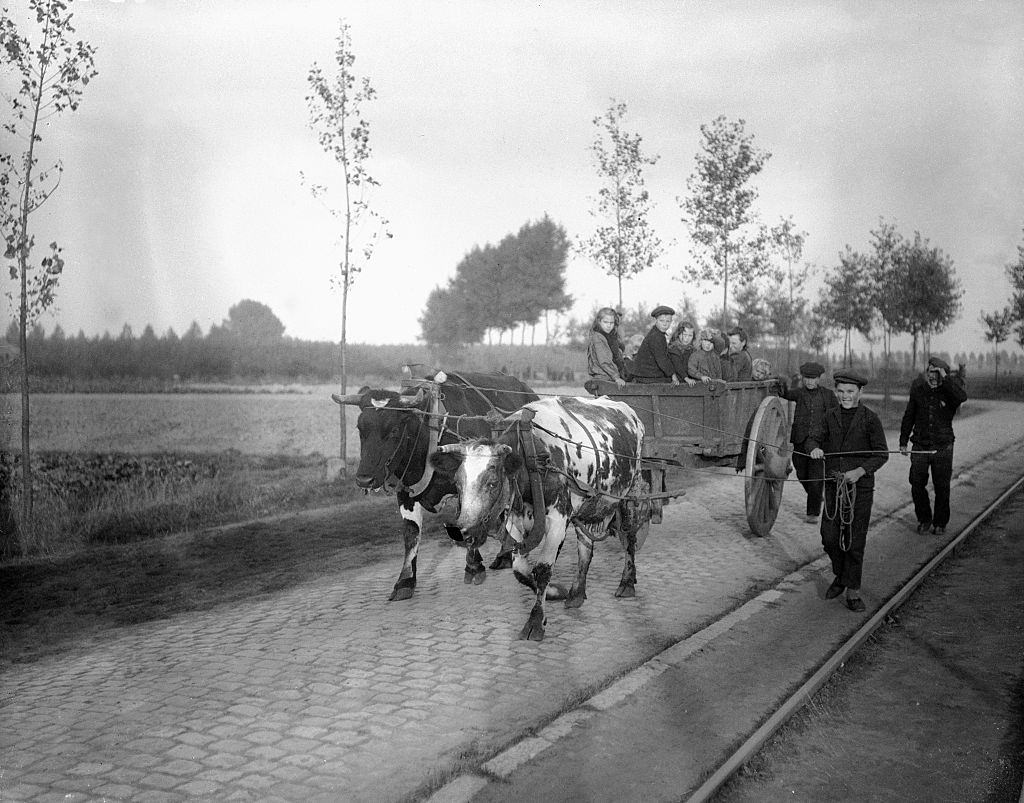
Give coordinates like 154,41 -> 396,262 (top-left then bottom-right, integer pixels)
586,379 -> 793,537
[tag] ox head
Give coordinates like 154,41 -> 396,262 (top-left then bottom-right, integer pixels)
429,441 -> 523,548
332,387 -> 427,491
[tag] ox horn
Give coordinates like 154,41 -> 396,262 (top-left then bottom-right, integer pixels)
436,443 -> 467,455
332,393 -> 364,406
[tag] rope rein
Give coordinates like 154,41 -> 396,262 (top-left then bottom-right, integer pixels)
822,467 -> 857,551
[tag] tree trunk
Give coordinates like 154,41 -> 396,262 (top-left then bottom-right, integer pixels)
18,259 -> 31,554
338,264 -> 349,476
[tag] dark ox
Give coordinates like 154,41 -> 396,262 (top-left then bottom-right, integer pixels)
429,396 -> 651,641
333,371 -> 538,601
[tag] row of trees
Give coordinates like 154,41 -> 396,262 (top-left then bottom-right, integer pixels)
418,216 -> 572,348
979,230 -> 1024,380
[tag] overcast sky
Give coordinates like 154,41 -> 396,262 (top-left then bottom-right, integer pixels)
5,0 -> 1024,355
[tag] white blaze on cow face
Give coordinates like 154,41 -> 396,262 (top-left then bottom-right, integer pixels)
454,443 -> 511,530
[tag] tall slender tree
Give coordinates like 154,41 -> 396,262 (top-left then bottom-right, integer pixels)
815,248 -> 875,367
579,100 -> 664,309
305,19 -> 390,475
1007,227 -> 1024,347
680,116 -> 773,329
768,216 -> 808,374
980,307 -> 1013,383
1,0 -> 97,552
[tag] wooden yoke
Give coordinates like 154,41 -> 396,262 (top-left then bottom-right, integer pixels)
518,408 -> 547,550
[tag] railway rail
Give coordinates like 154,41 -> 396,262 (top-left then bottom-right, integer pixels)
688,470 -> 1024,802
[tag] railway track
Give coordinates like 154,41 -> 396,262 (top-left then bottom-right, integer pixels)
689,471 -> 1024,803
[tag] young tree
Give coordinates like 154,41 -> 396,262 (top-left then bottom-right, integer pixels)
900,232 -> 962,368
815,247 -> 875,367
768,215 -> 808,374
1007,227 -> 1024,347
305,19 -> 391,475
579,99 -> 664,309
980,307 -> 1013,383
1,0 -> 97,552
679,116 -> 773,329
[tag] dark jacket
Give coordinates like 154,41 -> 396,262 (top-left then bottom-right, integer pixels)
667,341 -> 695,380
631,325 -> 676,380
806,403 -> 889,491
687,347 -> 722,380
899,374 -> 968,450
782,383 -> 839,446
721,348 -> 753,381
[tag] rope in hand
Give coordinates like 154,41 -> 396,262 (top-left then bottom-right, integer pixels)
822,467 -> 856,552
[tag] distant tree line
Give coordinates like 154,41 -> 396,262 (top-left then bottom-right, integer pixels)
419,215 -> 573,349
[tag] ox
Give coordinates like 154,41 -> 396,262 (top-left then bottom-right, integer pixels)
333,371 -> 538,601
429,396 -> 652,640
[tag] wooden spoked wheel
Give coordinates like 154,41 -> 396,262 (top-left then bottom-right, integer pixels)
744,396 -> 793,537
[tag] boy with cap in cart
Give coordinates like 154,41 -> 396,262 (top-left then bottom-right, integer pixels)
807,371 -> 889,612
782,361 -> 839,522
899,355 -> 968,535
630,305 -> 681,384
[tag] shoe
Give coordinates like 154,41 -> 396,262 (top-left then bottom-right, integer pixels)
916,521 -> 932,534
845,596 -> 866,612
825,579 -> 845,599
931,526 -> 945,535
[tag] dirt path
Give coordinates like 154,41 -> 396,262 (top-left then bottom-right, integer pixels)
715,487 -> 1024,803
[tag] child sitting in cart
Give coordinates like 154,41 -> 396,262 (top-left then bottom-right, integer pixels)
687,329 -> 724,385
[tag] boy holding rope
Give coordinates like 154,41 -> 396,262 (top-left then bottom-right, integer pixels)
807,371 -> 889,612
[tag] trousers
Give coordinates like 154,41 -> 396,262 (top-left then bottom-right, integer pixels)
791,448 -> 825,516
820,483 -> 874,591
909,445 -> 954,528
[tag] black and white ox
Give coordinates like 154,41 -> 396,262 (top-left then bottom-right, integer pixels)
429,396 -> 651,641
333,371 -> 538,601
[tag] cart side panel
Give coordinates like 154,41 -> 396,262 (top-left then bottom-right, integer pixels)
587,379 -> 782,460
586,382 -> 708,462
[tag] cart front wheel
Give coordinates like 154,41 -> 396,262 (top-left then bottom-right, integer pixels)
743,396 -> 792,537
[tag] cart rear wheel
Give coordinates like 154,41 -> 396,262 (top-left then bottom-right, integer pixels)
744,396 -> 792,537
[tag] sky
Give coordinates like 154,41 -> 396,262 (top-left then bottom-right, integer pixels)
4,0 -> 1024,356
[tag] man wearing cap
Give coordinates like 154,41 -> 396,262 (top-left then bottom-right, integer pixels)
782,361 -> 839,521
808,371 -> 889,612
899,356 -> 968,535
721,326 -> 753,381
630,305 -> 680,384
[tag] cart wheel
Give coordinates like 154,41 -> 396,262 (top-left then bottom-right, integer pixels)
743,396 -> 793,537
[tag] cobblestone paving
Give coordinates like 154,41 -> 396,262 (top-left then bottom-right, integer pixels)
2,401 -> 1020,802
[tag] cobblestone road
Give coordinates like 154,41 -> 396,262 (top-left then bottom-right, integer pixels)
2,401 -> 1022,802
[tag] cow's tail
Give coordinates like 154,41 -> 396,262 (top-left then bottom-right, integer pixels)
545,582 -> 568,600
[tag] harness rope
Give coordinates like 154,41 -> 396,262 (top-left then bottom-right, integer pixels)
822,468 -> 857,552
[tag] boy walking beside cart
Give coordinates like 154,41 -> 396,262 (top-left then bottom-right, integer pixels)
782,361 -> 839,522
807,371 -> 889,612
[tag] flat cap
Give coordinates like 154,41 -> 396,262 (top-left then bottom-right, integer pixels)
799,361 -> 825,378
927,356 -> 950,373
650,305 -> 675,318
832,370 -> 868,388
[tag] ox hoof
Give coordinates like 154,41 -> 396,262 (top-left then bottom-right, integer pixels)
388,585 -> 415,601
564,590 -> 587,609
614,583 -> 636,599
464,569 -> 487,585
489,553 -> 513,570
518,622 -> 546,641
